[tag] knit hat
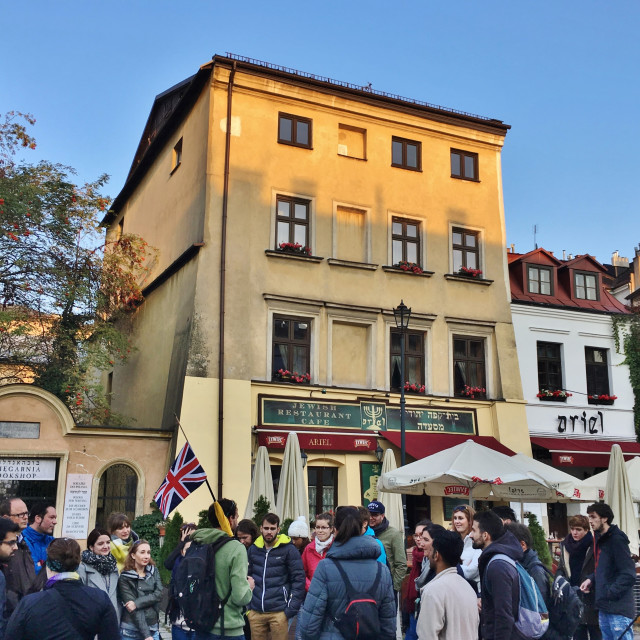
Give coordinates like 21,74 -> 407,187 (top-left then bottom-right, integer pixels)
367,500 -> 385,514
288,516 -> 309,538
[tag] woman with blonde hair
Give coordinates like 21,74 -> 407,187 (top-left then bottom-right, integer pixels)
451,504 -> 481,590
117,539 -> 163,640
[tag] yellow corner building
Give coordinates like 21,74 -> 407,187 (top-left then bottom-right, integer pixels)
104,54 -> 530,526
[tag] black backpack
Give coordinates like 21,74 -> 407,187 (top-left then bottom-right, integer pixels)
331,559 -> 383,640
543,570 -> 584,640
173,536 -> 234,633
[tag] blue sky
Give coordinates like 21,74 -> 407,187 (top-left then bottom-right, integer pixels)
3,1 -> 639,265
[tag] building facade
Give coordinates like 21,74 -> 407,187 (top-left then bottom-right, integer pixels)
508,248 -> 636,534
104,54 -> 531,526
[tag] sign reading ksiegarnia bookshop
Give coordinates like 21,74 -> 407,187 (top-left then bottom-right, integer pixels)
61,474 -> 93,539
260,397 -> 475,434
0,458 -> 56,480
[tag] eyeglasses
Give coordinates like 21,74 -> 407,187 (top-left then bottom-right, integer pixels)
314,526 -> 331,530
10,512 -> 28,518
1,540 -> 18,547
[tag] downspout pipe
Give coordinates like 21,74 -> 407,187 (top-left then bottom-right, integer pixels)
218,61 -> 236,497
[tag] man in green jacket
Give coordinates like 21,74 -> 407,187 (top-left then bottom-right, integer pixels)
367,500 -> 407,595
191,502 -> 255,639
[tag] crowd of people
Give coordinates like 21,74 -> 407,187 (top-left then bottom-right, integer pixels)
0,494 -> 637,640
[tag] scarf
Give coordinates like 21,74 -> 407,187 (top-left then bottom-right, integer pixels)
564,531 -> 592,586
315,534 -> 333,555
82,549 -> 118,575
372,517 -> 390,536
404,546 -> 425,612
45,571 -> 80,588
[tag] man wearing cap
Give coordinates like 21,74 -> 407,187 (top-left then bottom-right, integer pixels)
367,500 -> 407,597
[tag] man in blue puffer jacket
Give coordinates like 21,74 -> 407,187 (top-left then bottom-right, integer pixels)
22,501 -> 56,575
247,512 -> 305,640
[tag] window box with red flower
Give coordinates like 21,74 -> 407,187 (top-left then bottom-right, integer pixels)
537,389 -> 572,402
461,385 -> 486,399
275,369 -> 311,384
588,394 -> 617,405
395,261 -> 423,275
458,267 -> 483,278
277,242 -> 311,256
404,381 -> 425,394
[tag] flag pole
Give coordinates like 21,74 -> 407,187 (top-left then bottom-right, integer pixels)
174,413 -> 217,502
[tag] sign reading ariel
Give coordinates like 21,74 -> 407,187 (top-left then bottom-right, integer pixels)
259,396 -> 475,434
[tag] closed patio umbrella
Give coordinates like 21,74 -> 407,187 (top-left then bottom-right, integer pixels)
604,444 -> 638,556
276,432 -> 309,525
377,448 -> 404,533
244,446 -> 276,519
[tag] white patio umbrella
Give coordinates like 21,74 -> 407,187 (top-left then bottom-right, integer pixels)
604,444 -> 638,556
275,432 -> 309,525
509,453 -> 599,502
583,456 -> 640,503
377,448 -> 404,533
377,439 -> 574,503
244,446 -> 276,518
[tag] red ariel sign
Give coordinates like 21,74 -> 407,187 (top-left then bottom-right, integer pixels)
258,431 -> 377,452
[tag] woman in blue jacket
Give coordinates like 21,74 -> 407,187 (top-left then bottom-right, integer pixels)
297,506 -> 396,640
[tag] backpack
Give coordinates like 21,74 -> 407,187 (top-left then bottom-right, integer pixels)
488,554 -> 549,639
544,571 -> 584,640
330,559 -> 383,640
173,536 -> 234,633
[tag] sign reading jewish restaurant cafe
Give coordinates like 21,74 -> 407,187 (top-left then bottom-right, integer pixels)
259,396 -> 476,435
0,458 -> 57,480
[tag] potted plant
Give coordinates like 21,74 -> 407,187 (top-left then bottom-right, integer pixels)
404,381 -> 425,393
461,385 -> 486,399
588,394 -> 617,405
275,369 -> 311,384
457,266 -> 483,278
277,242 -> 311,256
537,389 -> 572,402
395,260 -> 423,275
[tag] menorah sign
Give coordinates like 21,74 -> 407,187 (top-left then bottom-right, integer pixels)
361,402 -> 387,431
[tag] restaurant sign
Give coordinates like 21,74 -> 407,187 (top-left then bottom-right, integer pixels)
260,397 -> 475,435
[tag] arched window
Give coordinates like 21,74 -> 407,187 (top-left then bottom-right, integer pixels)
96,463 -> 138,528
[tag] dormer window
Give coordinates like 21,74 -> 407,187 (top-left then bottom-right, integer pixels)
574,272 -> 598,300
527,265 -> 552,295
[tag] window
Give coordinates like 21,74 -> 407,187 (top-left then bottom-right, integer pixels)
172,138 -> 182,171
452,228 -> 479,271
575,272 -> 598,300
278,113 -> 312,148
537,342 -> 563,391
392,217 -> 421,266
528,265 -> 552,295
308,467 -> 337,515
451,149 -> 478,181
276,196 -> 310,249
338,124 -> 366,159
96,463 -> 138,528
392,136 -> 421,171
453,336 -> 486,397
390,329 -> 425,392
272,316 -> 311,381
336,206 -> 366,262
585,347 -> 610,398
116,217 -> 124,241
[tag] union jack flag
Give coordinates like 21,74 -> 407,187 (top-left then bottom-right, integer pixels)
154,442 -> 208,518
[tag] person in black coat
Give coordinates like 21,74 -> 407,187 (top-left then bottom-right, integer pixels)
556,514 -> 601,640
580,503 -> 636,640
5,537 -> 119,640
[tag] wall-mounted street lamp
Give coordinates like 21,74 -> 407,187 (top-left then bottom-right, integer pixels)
375,443 -> 384,463
300,449 -> 308,468
393,299 -> 411,541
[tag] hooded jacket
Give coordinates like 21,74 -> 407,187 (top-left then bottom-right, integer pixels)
0,538 -> 44,616
21,526 -> 54,575
77,559 -> 120,622
587,524 -> 636,619
247,533 -> 305,618
297,534 -> 396,640
364,526 -> 387,565
117,564 -> 162,638
477,530 -> 524,640
519,548 -> 550,607
191,527 -> 253,636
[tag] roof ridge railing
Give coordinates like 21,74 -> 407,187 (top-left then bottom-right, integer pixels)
222,52 -> 500,123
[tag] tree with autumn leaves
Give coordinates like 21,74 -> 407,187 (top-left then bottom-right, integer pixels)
0,111 -> 156,424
